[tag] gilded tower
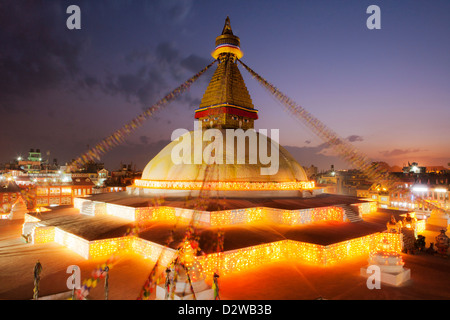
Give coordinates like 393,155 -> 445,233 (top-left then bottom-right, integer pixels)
195,17 -> 258,130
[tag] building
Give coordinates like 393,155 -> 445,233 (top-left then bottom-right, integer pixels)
355,165 -> 450,214
71,177 -> 95,198
315,166 -> 373,196
17,148 -> 42,172
33,177 -> 94,208
402,162 -> 426,174
0,180 -> 21,218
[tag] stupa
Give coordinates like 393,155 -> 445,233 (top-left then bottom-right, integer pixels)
22,18 -> 403,293
133,16 -> 312,200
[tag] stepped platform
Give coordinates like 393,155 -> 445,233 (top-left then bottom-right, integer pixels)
23,199 -> 404,274
76,192 -> 369,211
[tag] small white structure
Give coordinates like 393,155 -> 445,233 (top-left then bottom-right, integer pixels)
156,263 -> 214,300
9,197 -> 28,220
361,237 -> 410,286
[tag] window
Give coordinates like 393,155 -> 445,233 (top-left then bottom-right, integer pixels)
49,197 -> 60,205
61,187 -> 72,195
61,197 -> 71,205
37,198 -> 48,205
37,188 -> 48,196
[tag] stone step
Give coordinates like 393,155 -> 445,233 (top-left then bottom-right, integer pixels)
338,204 -> 363,223
80,200 -> 94,215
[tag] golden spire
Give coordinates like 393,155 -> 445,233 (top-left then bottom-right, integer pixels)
221,16 -> 233,35
195,17 -> 257,130
212,16 -> 243,60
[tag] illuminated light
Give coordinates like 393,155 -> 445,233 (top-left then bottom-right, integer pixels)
416,219 -> 426,233
412,186 -> 428,192
91,201 -> 349,228
134,179 -> 315,191
196,232 -> 403,278
132,237 -> 176,266
54,228 -> 90,258
105,203 -> 136,221
278,206 -> 344,225
135,206 -> 346,227
26,222 -> 402,279
33,226 -> 55,244
357,201 -> 377,215
210,207 -> 267,226
61,187 -> 72,195
212,45 -> 243,60
24,213 -> 41,223
151,207 -> 177,221
89,237 -> 134,259
435,188 -> 447,193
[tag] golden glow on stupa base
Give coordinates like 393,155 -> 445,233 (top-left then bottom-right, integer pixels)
30,213 -> 402,278
134,179 -> 315,191
25,200 -> 401,278
72,196 -> 376,227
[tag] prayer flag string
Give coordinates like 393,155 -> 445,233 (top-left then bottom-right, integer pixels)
72,60 -> 216,167
238,59 -> 395,189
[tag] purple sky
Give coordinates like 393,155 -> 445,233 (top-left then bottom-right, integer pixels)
1,0 -> 449,171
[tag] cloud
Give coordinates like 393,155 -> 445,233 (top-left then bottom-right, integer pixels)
156,42 -> 180,65
139,136 -> 149,145
102,40 -> 211,110
0,0 -> 202,113
181,54 -> 212,74
346,135 -> 364,142
0,0 -> 88,111
284,144 -> 349,171
125,49 -> 154,65
379,148 -> 422,157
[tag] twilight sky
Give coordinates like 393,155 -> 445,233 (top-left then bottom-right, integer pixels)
1,0 -> 449,171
